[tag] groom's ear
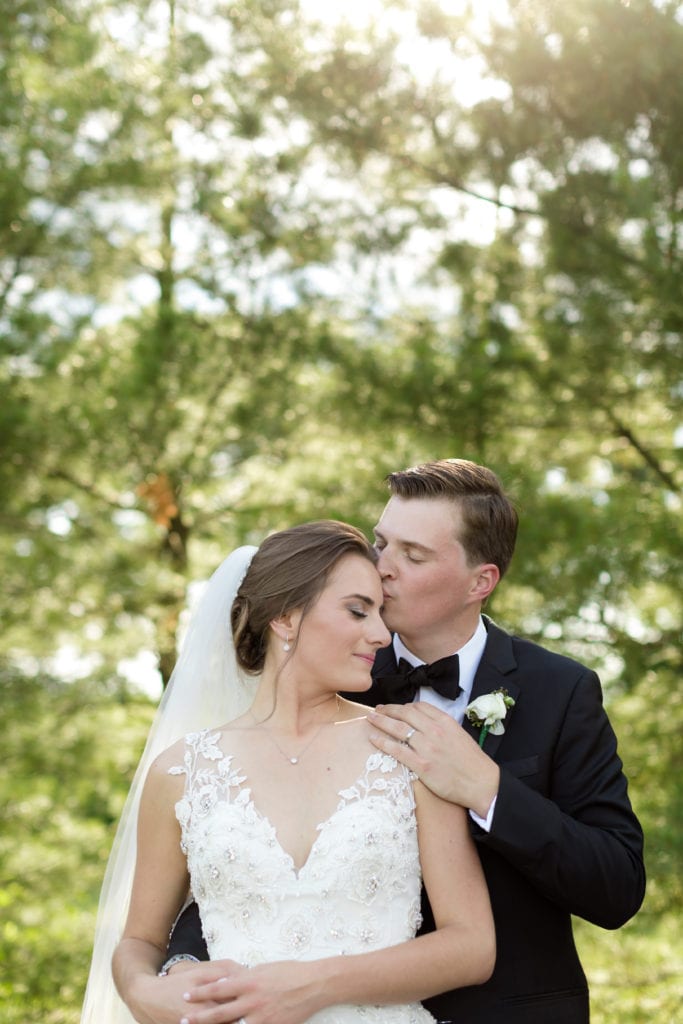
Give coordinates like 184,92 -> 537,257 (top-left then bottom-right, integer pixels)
470,564 -> 500,603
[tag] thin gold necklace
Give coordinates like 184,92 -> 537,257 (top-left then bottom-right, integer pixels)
249,697 -> 341,765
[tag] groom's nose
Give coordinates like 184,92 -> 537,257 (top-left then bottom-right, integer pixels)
376,547 -> 395,578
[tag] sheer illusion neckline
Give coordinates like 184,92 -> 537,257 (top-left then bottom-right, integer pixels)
224,748 -> 390,875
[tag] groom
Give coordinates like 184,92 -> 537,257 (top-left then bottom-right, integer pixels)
135,459 -> 645,1024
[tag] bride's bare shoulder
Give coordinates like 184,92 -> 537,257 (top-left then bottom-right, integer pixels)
148,735 -> 190,775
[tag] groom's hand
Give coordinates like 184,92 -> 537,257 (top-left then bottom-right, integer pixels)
368,702 -> 499,818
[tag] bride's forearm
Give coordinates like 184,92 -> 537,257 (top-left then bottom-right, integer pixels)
315,925 -> 494,1008
183,926 -> 494,1024
112,937 -> 177,1024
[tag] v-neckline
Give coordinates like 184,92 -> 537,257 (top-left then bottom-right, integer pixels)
229,749 -> 391,877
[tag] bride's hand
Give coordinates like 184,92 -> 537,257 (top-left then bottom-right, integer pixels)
179,959 -> 326,1024
128,961 -> 227,1024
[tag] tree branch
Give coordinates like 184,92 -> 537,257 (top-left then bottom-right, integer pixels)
604,411 -> 680,493
46,469 -> 131,512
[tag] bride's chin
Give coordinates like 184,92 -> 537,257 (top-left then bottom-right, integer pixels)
345,677 -> 374,692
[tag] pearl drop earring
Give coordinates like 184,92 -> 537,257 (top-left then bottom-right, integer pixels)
283,636 -> 291,652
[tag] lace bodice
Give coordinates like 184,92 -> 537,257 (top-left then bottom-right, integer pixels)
171,730 -> 435,1024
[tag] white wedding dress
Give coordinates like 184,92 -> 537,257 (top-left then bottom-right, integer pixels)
171,730 -> 437,1024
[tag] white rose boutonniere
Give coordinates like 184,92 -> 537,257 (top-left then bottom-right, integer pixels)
466,689 -> 516,747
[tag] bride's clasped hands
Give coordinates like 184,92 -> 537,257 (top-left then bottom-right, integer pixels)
177,958 -> 337,1024
123,956 -> 324,1024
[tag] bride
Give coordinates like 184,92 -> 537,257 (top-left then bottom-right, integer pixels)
83,520 -> 494,1024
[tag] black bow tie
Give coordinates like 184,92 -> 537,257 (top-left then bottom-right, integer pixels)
376,654 -> 461,703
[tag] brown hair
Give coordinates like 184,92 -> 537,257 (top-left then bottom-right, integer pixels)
232,520 -> 376,672
386,459 -> 518,577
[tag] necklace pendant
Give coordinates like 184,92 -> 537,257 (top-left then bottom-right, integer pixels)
289,756 -> 299,765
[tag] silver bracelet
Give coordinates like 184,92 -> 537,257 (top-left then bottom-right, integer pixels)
157,953 -> 200,976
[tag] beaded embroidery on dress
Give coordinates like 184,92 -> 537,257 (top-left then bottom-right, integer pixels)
171,730 -> 436,1024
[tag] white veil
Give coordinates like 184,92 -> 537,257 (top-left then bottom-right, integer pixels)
81,545 -> 259,1024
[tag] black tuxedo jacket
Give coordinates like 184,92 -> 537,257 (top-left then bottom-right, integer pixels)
168,618 -> 645,1024
358,617 -> 645,1023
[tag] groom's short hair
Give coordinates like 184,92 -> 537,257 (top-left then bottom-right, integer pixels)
386,459 -> 518,578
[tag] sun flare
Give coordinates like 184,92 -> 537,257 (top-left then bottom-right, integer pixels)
299,0 -> 511,105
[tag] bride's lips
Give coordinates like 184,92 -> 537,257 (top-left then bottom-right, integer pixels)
354,654 -> 376,666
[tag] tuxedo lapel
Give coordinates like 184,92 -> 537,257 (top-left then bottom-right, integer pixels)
462,617 -> 520,757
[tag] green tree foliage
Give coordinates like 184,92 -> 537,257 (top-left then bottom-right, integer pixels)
1,1 -> 681,1018
1,0 -> 388,681
0,664 -> 155,1023
3,0 -> 678,684
256,0 -> 682,675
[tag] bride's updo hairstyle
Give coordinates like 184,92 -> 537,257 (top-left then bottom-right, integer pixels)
231,520 -> 376,673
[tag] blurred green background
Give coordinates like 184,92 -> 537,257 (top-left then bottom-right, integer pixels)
1,0 -> 681,1020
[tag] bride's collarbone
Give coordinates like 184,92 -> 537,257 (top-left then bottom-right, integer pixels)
226,709 -> 370,759
256,722 -> 371,772
232,724 -> 373,801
